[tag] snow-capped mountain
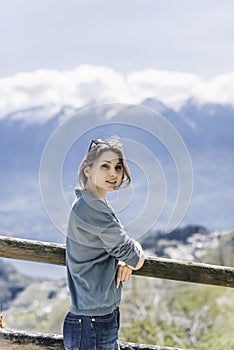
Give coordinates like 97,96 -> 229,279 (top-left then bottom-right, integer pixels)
0,99 -> 233,277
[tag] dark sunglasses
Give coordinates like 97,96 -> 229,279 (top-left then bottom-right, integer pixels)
88,139 -> 107,152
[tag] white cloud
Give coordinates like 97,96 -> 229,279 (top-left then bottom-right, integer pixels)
198,73 -> 234,105
0,65 -> 234,123
127,70 -> 203,109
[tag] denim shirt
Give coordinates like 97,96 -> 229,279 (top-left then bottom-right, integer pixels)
66,188 -> 141,316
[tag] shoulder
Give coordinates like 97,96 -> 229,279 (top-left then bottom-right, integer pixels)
71,193 -> 115,225
69,195 -> 120,235
72,194 -> 111,214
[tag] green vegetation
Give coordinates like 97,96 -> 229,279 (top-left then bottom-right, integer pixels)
6,276 -> 234,349
118,228 -> 234,349
5,280 -> 70,334
119,278 -> 234,349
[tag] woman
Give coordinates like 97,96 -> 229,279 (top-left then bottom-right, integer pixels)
63,138 -> 145,350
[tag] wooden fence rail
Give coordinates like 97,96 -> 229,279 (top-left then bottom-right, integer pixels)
0,235 -> 234,288
0,329 -> 184,350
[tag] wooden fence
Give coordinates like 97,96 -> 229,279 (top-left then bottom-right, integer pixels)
1,235 -> 234,349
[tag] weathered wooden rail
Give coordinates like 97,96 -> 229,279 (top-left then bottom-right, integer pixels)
0,235 -> 234,288
1,234 -> 234,350
0,329 -> 183,350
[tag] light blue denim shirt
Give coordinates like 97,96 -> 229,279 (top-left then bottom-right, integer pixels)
66,187 -> 141,316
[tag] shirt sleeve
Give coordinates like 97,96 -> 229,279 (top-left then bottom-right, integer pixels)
69,197 -> 142,268
98,211 -> 142,267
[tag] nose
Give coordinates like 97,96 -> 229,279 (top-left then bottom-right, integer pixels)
109,167 -> 117,177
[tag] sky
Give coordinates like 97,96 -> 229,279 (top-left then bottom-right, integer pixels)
0,0 -> 234,119
0,0 -> 234,78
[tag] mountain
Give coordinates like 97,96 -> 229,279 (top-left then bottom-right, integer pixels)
0,100 -> 233,277
0,259 -> 38,311
140,224 -> 222,262
4,276 -> 69,334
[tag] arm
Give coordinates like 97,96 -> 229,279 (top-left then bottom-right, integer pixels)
125,241 -> 145,270
116,242 -> 145,288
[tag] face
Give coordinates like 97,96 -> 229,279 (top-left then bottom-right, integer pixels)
84,151 -> 123,200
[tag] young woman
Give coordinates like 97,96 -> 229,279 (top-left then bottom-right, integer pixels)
63,138 -> 145,350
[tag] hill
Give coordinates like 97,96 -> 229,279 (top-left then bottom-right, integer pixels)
0,260 -> 37,311
141,224 -> 220,262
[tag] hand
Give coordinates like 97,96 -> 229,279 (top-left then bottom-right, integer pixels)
116,262 -> 133,289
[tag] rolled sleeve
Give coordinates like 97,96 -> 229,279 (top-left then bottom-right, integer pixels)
98,216 -> 141,267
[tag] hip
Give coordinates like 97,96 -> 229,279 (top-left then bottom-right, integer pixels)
63,308 -> 120,350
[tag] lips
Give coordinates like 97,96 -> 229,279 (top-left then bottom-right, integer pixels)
106,180 -> 117,185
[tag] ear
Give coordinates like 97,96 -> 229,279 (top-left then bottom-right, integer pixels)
84,166 -> 91,178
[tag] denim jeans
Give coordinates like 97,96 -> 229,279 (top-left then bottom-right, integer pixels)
63,308 -> 120,350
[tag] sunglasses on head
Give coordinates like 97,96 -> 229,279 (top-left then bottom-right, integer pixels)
88,139 -> 107,152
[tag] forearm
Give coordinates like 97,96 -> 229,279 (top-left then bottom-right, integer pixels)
125,241 -> 145,271
116,244 -> 144,288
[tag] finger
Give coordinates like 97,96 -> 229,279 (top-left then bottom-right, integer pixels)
121,266 -> 132,282
116,273 -> 121,289
116,266 -> 123,288
116,266 -> 128,287
124,269 -> 132,282
116,265 -> 133,287
121,268 -> 128,281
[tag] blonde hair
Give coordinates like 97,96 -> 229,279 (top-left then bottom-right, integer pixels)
78,138 -> 131,189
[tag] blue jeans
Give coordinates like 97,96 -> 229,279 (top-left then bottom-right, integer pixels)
63,308 -> 120,350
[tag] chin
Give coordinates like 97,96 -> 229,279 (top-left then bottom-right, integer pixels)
106,185 -> 116,191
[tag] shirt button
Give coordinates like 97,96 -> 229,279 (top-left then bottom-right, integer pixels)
91,318 -> 95,322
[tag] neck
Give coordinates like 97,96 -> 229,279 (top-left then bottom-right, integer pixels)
85,182 -> 106,201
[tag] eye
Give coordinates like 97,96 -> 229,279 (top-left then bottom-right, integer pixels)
115,164 -> 123,172
101,163 -> 109,169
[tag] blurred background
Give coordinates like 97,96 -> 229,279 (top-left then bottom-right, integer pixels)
0,1 -> 234,348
